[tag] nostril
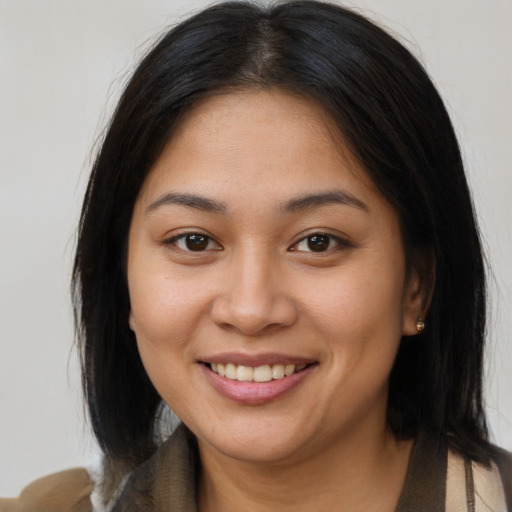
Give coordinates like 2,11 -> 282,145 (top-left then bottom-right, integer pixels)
211,293 -> 298,336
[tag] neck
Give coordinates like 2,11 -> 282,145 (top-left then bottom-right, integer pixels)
197,422 -> 413,512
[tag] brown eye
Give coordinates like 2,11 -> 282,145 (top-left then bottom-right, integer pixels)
184,234 -> 209,251
307,234 -> 330,252
290,233 -> 348,253
166,232 -> 221,252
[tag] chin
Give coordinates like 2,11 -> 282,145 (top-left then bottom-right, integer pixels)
193,416 -> 316,465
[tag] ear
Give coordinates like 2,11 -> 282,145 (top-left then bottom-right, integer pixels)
128,310 -> 136,332
402,251 -> 435,336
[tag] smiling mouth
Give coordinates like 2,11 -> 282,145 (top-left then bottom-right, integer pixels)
205,362 -> 312,383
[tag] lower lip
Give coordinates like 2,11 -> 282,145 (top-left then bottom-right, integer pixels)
201,363 -> 317,405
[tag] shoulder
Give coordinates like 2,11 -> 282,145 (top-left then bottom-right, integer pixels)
0,467 -> 95,512
0,425 -> 197,512
397,431 -> 511,512
110,423 -> 198,511
491,446 -> 512,510
446,445 -> 512,512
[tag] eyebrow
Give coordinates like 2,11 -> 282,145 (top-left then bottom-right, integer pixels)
282,190 -> 368,213
146,193 -> 227,215
145,189 -> 368,216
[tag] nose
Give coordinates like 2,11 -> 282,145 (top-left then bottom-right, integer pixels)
211,248 -> 298,336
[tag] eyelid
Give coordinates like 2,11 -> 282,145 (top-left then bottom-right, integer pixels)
163,230 -> 223,251
289,231 -> 351,253
161,229 -> 350,253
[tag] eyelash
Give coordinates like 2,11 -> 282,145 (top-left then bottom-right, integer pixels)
164,231 -> 349,254
164,232 -> 222,252
290,233 -> 349,253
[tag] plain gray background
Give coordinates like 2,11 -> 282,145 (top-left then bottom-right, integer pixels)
1,0 -> 511,496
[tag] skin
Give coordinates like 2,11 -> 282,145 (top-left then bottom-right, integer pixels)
127,89 -> 426,511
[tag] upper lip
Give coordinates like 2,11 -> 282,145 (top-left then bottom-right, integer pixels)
200,352 -> 317,367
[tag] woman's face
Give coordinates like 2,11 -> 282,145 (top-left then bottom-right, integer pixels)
127,89 -> 423,464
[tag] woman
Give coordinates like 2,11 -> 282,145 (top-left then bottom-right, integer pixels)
2,1 -> 510,510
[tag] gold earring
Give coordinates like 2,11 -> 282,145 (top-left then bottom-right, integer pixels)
416,316 -> 425,333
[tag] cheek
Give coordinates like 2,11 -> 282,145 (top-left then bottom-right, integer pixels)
127,264 -> 208,407
308,266 -> 405,336
307,267 -> 406,417
129,273 -> 207,346
127,233 -> 212,344
304,254 -> 407,387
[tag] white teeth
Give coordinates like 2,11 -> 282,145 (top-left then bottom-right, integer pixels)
236,365 -> 253,381
284,364 -> 295,376
225,363 -> 237,379
253,365 -> 272,382
272,364 -> 285,379
209,362 -> 308,381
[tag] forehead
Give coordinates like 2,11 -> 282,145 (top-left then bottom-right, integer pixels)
137,88 -> 381,211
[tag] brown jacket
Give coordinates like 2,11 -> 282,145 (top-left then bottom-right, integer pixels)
2,424 -> 510,511
0,468 -> 94,512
